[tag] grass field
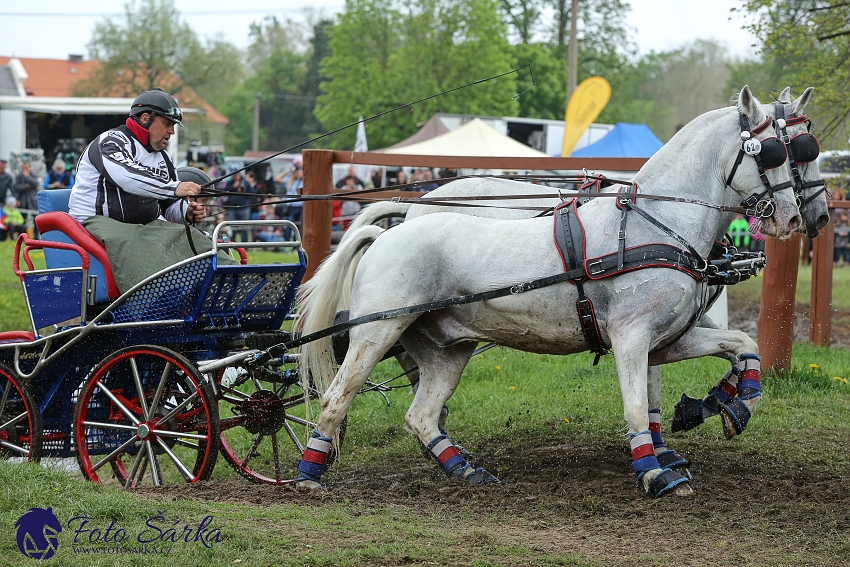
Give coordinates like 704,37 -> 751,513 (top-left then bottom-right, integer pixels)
2,239 -> 850,565
2,345 -> 849,565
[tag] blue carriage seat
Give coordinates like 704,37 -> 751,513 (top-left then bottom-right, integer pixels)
35,190 -> 120,302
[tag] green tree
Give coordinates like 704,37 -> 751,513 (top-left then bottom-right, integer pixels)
500,0 -> 542,44
510,43 -> 566,119
246,15 -> 307,73
738,0 -> 850,147
315,0 -> 518,150
223,20 -> 334,155
77,0 -> 244,108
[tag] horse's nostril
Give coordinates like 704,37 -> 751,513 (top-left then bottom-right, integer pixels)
816,214 -> 830,230
789,215 -> 802,231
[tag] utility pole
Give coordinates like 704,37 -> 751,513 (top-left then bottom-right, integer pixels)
566,0 -> 579,104
252,92 -> 261,152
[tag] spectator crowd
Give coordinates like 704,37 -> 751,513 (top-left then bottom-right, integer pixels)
0,156 -> 76,241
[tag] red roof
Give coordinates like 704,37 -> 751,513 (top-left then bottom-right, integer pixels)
0,56 -> 228,125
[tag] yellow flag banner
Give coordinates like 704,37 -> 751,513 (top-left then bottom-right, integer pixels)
561,76 -> 612,157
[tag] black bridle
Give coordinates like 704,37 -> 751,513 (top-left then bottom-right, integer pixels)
773,102 -> 826,211
725,114 -> 793,219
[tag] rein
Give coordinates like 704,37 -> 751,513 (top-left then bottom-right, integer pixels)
200,180 -> 765,218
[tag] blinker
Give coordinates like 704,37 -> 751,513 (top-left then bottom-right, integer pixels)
788,133 -> 820,164
756,136 -> 788,170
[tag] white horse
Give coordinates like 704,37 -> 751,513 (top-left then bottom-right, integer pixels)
296,86 -> 801,497
341,86 -> 826,445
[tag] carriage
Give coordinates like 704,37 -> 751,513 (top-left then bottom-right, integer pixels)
0,188 -> 320,488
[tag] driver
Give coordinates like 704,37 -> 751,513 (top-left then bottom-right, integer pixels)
69,88 -> 205,224
68,88 -> 235,293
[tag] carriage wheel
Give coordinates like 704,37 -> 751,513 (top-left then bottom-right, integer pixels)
213,365 -> 345,485
0,363 -> 42,463
74,346 -> 219,489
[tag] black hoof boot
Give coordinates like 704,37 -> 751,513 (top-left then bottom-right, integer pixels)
656,450 -> 691,479
671,394 -> 706,432
649,469 -> 690,498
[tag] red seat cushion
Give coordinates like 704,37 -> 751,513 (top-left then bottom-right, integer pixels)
0,331 -> 35,344
35,212 -> 120,300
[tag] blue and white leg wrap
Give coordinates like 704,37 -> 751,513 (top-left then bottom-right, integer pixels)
649,409 -> 690,471
425,434 -> 499,484
630,431 -> 661,483
705,367 -> 741,411
648,409 -> 665,450
631,430 -> 689,497
716,354 -> 762,439
295,430 -> 333,483
426,434 -> 468,477
736,354 -> 762,400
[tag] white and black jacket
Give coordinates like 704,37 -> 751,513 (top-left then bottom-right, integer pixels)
69,123 -> 186,224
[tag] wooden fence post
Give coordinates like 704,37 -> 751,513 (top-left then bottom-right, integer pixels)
757,234 -> 801,371
810,219 -> 834,346
302,149 -> 334,282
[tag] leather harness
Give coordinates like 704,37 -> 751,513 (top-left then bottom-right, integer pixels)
552,181 -> 707,364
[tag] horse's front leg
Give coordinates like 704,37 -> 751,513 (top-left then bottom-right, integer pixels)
647,366 -> 691,477
610,330 -> 691,497
649,325 -> 762,439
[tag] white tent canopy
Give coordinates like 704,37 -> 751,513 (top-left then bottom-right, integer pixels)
381,117 -> 549,157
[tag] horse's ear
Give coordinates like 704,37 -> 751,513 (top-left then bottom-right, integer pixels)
791,87 -> 815,116
778,87 -> 792,103
738,85 -> 766,125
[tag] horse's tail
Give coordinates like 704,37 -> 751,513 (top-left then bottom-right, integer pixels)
298,224 -> 385,398
339,201 -> 410,245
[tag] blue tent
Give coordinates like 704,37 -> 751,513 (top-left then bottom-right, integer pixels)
570,123 -> 663,158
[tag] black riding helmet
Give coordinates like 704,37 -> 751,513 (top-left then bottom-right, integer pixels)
176,166 -> 211,186
130,88 -> 183,128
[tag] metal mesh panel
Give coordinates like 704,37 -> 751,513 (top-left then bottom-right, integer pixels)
111,258 -> 212,323
250,272 -> 295,307
196,269 -> 298,330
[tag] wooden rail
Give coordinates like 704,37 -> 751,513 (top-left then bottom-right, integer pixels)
302,150 -> 647,281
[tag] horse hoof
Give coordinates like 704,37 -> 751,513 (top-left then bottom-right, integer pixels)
671,482 -> 695,496
295,479 -> 324,490
719,397 -> 752,439
461,467 -> 500,485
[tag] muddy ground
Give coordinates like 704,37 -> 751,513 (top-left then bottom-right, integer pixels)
130,298 -> 850,566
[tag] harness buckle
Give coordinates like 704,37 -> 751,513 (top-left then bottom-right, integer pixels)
510,283 -> 529,294
587,259 -> 604,276
618,229 -> 626,240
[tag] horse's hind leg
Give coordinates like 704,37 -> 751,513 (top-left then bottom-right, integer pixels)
610,330 -> 691,497
649,326 -> 762,439
295,318 -> 414,488
401,332 -> 496,484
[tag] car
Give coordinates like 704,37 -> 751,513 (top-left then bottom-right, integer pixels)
817,150 -> 850,197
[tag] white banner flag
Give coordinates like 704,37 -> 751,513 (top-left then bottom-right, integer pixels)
354,116 -> 371,185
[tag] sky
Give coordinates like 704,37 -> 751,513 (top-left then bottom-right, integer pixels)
0,0 -> 757,61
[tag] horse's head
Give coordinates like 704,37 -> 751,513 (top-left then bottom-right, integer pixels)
728,85 -> 801,240
765,87 -> 829,238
